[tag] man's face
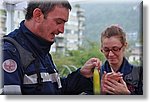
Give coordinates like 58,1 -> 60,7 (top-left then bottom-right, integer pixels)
37,6 -> 69,42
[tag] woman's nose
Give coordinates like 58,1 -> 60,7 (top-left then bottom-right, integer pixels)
108,50 -> 115,56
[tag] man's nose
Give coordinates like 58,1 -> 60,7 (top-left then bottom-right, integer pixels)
58,24 -> 64,34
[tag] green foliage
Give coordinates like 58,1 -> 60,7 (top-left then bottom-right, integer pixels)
130,60 -> 142,66
68,41 -> 105,66
51,41 -> 105,77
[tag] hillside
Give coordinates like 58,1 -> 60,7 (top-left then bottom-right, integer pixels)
73,2 -> 142,43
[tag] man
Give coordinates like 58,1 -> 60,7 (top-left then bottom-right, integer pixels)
2,0 -> 101,95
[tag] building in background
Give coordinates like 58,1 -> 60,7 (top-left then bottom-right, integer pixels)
128,43 -> 142,65
50,4 -> 85,54
0,1 -> 26,36
0,9 -> 6,37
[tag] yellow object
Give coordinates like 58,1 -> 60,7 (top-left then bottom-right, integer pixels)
93,68 -> 100,95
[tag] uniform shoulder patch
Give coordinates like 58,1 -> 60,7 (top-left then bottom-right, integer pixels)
2,59 -> 17,73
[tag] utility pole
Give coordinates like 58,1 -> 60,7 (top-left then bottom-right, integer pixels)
4,2 -> 15,34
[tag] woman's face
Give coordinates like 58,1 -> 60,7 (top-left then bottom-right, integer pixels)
101,36 -> 125,67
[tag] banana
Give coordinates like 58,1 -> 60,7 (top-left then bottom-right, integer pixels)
93,68 -> 100,95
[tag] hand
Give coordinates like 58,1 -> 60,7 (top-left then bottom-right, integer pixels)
80,58 -> 101,78
105,72 -> 123,82
101,72 -> 131,95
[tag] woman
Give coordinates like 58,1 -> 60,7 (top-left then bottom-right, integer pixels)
100,25 -> 143,95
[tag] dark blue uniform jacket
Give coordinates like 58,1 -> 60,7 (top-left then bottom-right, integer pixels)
100,57 -> 143,95
2,20 -> 92,95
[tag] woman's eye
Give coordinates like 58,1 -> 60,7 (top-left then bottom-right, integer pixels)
112,47 -> 119,51
103,48 -> 110,52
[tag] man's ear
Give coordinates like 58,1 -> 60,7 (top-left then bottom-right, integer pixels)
32,8 -> 44,23
124,42 -> 128,49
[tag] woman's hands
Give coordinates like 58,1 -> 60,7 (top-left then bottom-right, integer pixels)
101,71 -> 131,95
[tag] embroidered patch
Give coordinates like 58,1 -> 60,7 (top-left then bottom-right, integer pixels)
127,84 -> 135,93
2,59 -> 17,73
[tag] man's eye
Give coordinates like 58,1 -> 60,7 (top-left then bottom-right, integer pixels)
56,21 -> 62,24
56,19 -> 64,24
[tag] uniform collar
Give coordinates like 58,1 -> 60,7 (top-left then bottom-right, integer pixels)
101,57 -> 132,75
20,20 -> 53,56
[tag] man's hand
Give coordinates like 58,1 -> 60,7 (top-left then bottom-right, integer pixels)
80,58 -> 101,78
